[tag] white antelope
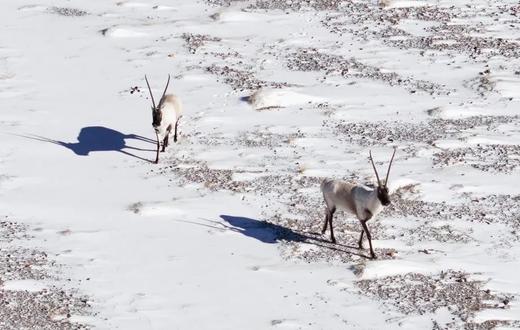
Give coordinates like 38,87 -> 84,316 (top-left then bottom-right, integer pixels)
145,74 -> 183,164
320,148 -> 397,259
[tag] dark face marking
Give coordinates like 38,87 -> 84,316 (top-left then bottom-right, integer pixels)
377,186 -> 391,206
152,107 -> 162,128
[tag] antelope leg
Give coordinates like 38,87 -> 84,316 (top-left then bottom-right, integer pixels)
360,220 -> 375,259
321,209 -> 329,234
358,230 -> 364,249
155,132 -> 160,164
174,118 -> 180,142
162,133 -> 169,152
329,207 -> 336,244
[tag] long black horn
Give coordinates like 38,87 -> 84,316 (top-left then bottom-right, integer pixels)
145,75 -> 156,109
384,147 -> 397,186
159,74 -> 170,104
369,150 -> 382,186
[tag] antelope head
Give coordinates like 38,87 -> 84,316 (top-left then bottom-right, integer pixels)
369,147 -> 397,206
145,74 -> 170,131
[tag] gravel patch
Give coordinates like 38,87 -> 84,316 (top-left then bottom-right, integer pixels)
388,185 -> 520,232
327,116 -> 520,147
0,219 -> 91,328
205,0 -> 247,6
434,144 -> 520,173
0,217 -> 29,242
237,131 -> 302,148
48,7 -> 88,16
183,129 -> 303,148
318,2 -> 520,62
0,247 -> 51,282
249,0 -> 353,11
205,65 -> 292,92
0,289 -> 90,330
182,33 -> 222,54
357,271 -> 513,326
388,27 -> 520,60
287,48 -> 450,95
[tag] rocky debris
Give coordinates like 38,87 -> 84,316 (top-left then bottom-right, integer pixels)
205,65 -> 292,92
287,48 -> 449,95
434,144 -> 520,173
0,289 -> 90,330
0,217 -> 30,242
0,220 -> 91,328
182,33 -> 222,54
357,271 -> 513,326
327,116 -> 520,147
205,0 -> 247,7
389,186 -> 520,231
237,131 -> 301,148
0,247 -> 51,282
250,0 -> 352,11
464,72 -> 496,96
318,3 -> 520,61
48,7 -> 88,16
391,35 -> 520,61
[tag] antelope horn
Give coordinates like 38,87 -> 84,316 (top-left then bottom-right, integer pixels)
369,150 -> 382,186
384,147 -> 397,186
158,74 -> 171,108
144,75 -> 156,110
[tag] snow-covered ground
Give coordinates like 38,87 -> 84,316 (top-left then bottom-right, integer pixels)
1,0 -> 520,328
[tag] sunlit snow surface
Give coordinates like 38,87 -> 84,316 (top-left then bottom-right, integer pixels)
1,0 -> 520,328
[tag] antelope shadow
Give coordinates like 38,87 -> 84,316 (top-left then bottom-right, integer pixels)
22,126 -> 156,162
218,215 -> 369,258
178,215 -> 369,258
220,215 -> 308,244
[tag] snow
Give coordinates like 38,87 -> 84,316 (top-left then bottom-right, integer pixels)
2,280 -> 48,292
248,88 -> 325,110
1,0 -> 520,328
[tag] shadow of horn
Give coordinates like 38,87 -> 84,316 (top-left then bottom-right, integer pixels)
14,133 -> 66,146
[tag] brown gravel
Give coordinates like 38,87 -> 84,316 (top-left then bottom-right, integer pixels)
357,270 -> 513,325
182,33 -> 222,54
0,219 -> 91,329
434,144 -> 520,173
287,48 -> 449,95
205,64 -> 292,92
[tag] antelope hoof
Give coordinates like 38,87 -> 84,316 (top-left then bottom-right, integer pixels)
358,242 -> 364,249
370,253 -> 377,259
331,237 -> 337,244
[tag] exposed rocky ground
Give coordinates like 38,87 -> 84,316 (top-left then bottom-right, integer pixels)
4,0 -> 519,328
140,0 -> 520,327
356,271 -> 515,328
0,217 -> 90,329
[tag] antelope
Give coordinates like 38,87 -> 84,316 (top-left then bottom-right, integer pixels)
320,148 -> 397,259
144,74 -> 183,163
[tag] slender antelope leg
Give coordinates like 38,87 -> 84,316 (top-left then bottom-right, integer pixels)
155,132 -> 160,164
162,124 -> 173,152
329,206 -> 336,244
174,118 -> 180,142
321,208 -> 329,234
360,220 -> 375,259
358,230 -> 365,249
162,133 -> 169,152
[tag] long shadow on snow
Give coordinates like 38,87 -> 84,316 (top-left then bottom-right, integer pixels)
219,215 -> 369,259
21,126 -> 156,162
